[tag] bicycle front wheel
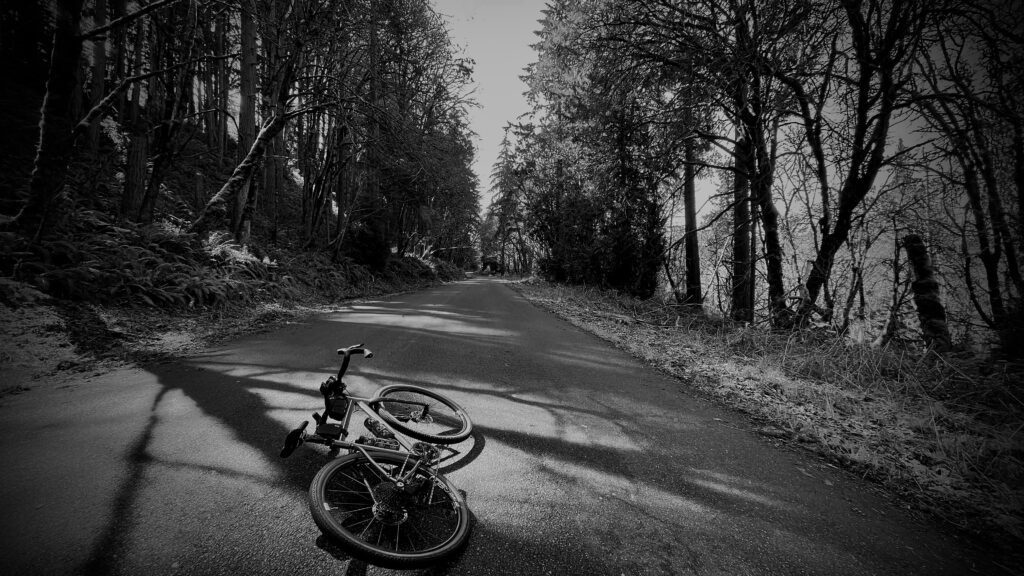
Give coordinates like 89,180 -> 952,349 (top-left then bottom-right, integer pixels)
309,452 -> 470,569
372,385 -> 472,444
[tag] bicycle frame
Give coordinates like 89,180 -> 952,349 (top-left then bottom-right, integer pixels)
298,390 -> 455,483
334,394 -> 423,475
280,344 -> 464,483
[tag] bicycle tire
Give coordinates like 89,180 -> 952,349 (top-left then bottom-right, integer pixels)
308,452 -> 470,569
371,384 -> 473,444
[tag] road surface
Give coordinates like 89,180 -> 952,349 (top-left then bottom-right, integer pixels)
0,279 -> 1002,575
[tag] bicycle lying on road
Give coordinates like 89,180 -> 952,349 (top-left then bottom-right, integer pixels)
280,344 -> 474,569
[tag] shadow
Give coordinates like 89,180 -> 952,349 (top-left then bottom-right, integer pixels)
437,428 -> 486,475
76,346 -> 491,574
71,279 -> 1001,576
78,388 -> 170,576
476,424 -> 792,515
364,371 -> 624,421
76,364 -> 328,576
444,520 -> 614,576
315,535 -> 363,574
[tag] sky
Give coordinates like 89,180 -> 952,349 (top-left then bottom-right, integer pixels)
431,0 -> 550,208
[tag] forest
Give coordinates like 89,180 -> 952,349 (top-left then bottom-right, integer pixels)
482,0 -> 1023,358
1,0 -> 479,311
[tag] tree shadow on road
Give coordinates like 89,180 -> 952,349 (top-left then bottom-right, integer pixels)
77,352 -> 489,575
73,282 -> 999,576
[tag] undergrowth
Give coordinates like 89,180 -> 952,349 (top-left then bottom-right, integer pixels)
513,279 -> 1024,551
0,209 -> 463,311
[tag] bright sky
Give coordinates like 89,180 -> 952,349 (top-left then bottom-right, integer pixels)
432,0 -> 549,208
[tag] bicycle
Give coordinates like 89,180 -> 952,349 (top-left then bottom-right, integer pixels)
279,344 -> 474,569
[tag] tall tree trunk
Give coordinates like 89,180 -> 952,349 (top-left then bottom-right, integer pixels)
964,164 -> 1012,351
876,227 -> 905,347
258,0 -> 289,246
122,118 -> 148,220
215,11 -> 228,166
139,0 -> 195,224
110,0 -> 127,122
264,133 -> 285,244
330,124 -> 355,257
754,168 -> 787,325
120,19 -> 147,221
800,198 -> 855,323
840,265 -> 864,334
15,0 -> 86,240
732,129 -> 753,323
203,11 -> 218,151
87,0 -> 108,154
978,152 -> 1024,294
1012,123 -> 1024,238
682,139 -> 702,307
233,0 -> 257,243
750,113 -> 788,327
903,234 -> 952,353
135,16 -> 165,223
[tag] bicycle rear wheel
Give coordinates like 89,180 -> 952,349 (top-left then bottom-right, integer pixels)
372,385 -> 472,444
308,452 -> 470,569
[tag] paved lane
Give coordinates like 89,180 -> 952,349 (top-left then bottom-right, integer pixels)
0,279 -> 997,575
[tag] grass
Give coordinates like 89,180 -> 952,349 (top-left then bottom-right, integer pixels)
510,278 -> 1024,551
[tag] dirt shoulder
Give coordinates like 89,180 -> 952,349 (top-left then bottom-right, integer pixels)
0,279 -> 451,398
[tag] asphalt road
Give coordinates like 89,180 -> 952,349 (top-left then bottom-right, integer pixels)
0,278 -> 1003,575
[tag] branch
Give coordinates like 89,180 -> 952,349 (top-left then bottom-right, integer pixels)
79,0 -> 183,42
73,53 -> 237,136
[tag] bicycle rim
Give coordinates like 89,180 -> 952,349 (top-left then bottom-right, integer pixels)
309,452 -> 470,569
373,385 -> 472,444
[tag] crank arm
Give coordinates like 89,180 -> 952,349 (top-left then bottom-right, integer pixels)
279,421 -> 309,458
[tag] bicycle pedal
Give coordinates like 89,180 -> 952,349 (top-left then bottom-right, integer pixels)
364,418 -> 395,439
412,442 -> 441,461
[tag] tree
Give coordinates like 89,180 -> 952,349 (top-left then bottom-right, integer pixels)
781,0 -> 935,325
8,0 -> 182,237
912,0 -> 1024,352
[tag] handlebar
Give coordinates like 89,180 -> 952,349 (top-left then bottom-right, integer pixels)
336,344 -> 373,381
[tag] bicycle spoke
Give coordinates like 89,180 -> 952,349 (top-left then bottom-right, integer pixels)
333,505 -> 373,516
346,515 -> 373,530
326,488 -> 372,496
406,517 -> 431,545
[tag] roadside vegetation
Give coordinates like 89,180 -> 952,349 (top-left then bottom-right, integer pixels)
513,279 -> 1023,558
1,0 -> 476,387
0,216 -> 464,389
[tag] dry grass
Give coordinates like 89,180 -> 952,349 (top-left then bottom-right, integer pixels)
511,279 -> 1023,548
